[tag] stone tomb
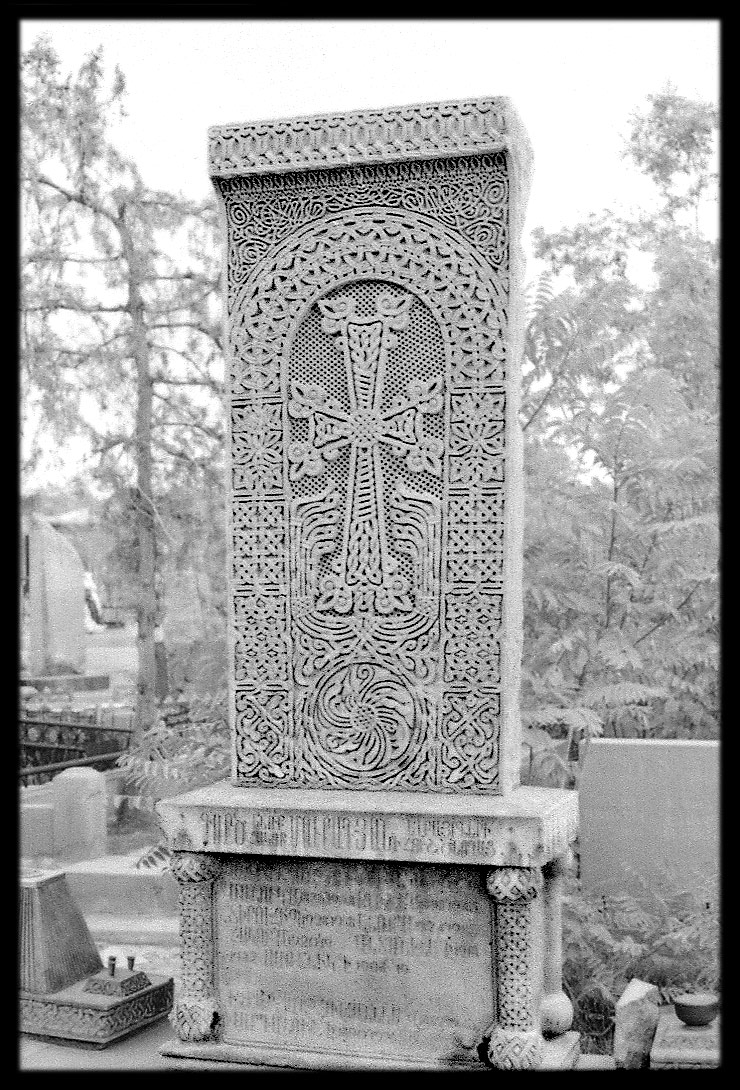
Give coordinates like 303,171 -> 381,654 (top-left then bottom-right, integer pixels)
159,98 -> 579,1070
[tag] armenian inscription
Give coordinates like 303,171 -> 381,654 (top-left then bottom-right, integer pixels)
215,857 -> 493,1064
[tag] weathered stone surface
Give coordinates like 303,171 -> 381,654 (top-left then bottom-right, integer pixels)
650,1007 -> 720,1069
214,98 -> 532,797
20,868 -> 175,1047
160,97 -> 579,1070
613,978 -> 660,1069
20,802 -> 55,859
24,515 -> 86,675
159,782 -> 578,867
52,767 -> 107,862
580,739 -> 719,898
214,857 -> 493,1067
20,869 -> 102,993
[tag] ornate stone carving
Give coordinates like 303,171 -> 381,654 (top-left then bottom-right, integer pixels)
170,852 -> 222,1042
486,865 -> 541,903
21,983 -> 174,1044
223,154 -> 511,794
486,866 -> 545,1070
209,99 -> 509,177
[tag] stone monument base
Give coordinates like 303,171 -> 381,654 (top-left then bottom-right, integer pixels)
159,783 -> 579,1071
161,1030 -> 580,1070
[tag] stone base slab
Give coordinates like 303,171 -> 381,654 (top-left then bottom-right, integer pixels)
158,782 -> 577,867
160,1030 -> 579,1071
650,1008 -> 720,1068
20,976 -> 174,1048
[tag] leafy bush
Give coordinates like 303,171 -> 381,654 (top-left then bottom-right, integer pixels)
118,688 -> 230,795
563,873 -> 719,1052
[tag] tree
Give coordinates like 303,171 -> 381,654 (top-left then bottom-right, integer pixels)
520,90 -> 719,773
21,39 -> 223,734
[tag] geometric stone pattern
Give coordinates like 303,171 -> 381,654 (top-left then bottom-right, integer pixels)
20,981 -> 175,1045
216,138 -> 512,794
486,866 -> 545,1070
209,98 -> 509,178
169,853 -> 224,1042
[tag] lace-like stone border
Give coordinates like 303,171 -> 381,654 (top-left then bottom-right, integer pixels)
209,98 -> 515,177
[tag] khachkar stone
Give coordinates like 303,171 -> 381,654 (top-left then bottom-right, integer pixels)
159,98 -> 579,1071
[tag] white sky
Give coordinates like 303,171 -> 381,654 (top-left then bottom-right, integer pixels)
20,18 -> 720,489
21,19 -> 719,236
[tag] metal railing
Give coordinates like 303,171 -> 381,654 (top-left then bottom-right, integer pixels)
19,705 -> 135,785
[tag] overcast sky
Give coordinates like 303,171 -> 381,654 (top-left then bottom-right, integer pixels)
21,18 -> 719,241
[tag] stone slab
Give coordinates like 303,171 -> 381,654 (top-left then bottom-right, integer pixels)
53,767 -> 107,862
21,802 -> 55,858
159,781 -> 578,867
20,975 -> 173,1047
161,1030 -> 579,1071
650,1007 -> 720,1068
213,856 -> 493,1068
580,739 -> 719,898
63,852 -> 178,917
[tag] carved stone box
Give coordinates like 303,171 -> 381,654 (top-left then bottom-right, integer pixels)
20,869 -> 174,1048
160,98 -> 579,1070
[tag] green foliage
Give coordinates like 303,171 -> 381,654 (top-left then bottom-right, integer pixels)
118,689 -> 230,794
563,876 -> 720,1052
624,85 -> 718,222
521,89 -> 718,765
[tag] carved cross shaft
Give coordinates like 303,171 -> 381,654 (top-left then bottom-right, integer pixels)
287,291 -> 443,615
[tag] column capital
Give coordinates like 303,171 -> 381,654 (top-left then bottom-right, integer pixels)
170,851 -> 223,885
486,865 -> 541,903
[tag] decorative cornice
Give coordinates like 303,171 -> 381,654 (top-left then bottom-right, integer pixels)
208,97 -> 513,178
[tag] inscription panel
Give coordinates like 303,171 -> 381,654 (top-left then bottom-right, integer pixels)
215,857 -> 493,1065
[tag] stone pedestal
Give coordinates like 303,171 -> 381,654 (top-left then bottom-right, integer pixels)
159,784 -> 578,1068
161,97 -> 579,1070
650,1008 -> 720,1069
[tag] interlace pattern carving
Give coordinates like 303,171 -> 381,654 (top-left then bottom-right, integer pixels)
485,866 -> 544,1069
209,99 -> 509,176
21,983 -> 174,1043
170,852 -> 222,1042
222,154 -> 509,793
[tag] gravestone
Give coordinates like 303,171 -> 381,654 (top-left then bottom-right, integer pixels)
24,515 -> 86,676
52,767 -> 107,862
580,739 -> 719,900
159,97 -> 579,1070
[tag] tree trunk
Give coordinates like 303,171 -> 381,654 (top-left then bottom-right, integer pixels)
120,210 -> 158,739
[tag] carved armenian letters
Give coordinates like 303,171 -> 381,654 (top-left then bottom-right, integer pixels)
223,148 -> 512,793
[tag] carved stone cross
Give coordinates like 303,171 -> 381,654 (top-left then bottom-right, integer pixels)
287,291 -> 443,616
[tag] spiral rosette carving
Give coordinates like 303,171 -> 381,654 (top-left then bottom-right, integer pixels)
304,662 -> 424,782
170,1000 -> 220,1043
486,866 -> 541,903
488,1027 -> 544,1071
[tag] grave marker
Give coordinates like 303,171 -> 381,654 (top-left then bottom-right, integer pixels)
160,97 -> 579,1070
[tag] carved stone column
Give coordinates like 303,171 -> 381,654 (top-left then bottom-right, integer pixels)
169,852 -> 223,1042
540,854 -> 574,1036
486,866 -> 545,1070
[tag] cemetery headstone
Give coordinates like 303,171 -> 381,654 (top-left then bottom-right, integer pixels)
24,515 -> 86,676
52,767 -> 107,862
580,739 -> 719,900
159,97 -> 579,1070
